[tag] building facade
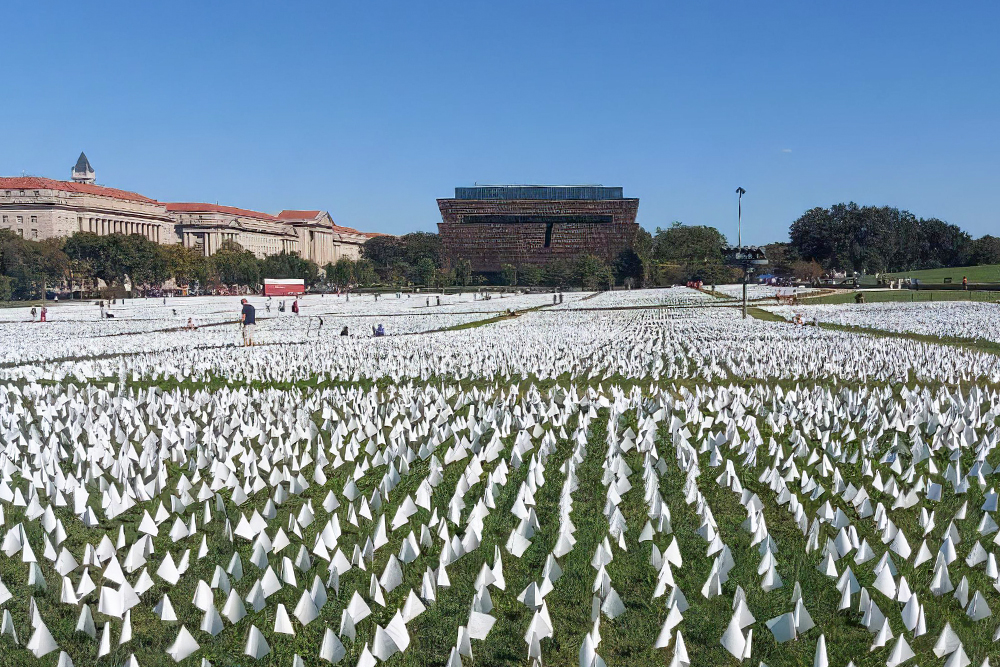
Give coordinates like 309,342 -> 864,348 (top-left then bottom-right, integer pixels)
0,176 -> 175,244
437,185 -> 640,272
276,210 -> 372,264
0,153 -> 379,264
167,203 -> 301,258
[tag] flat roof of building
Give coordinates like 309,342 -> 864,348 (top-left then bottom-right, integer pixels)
453,185 -> 624,201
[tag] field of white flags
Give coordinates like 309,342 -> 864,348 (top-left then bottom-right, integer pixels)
766,301 -> 1000,344
711,284 -> 823,301
2,288 -> 1000,667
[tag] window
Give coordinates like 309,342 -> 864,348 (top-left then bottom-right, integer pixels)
33,191 -> 39,196
16,216 -> 22,225
1,215 -> 6,224
31,229 -> 37,239
30,216 -> 37,225
16,229 -> 22,237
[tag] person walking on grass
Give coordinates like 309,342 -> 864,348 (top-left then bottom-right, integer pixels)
240,298 -> 256,346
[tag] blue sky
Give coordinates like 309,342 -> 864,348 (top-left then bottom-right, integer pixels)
3,1 -> 998,244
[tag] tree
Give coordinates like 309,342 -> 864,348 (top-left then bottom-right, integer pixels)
415,257 -> 436,286
211,240 -> 260,287
789,203 -> 973,273
542,259 -> 572,287
260,251 -> 320,285
500,264 -> 518,286
161,244 -> 210,286
613,249 -> 644,287
353,259 -> 376,286
650,222 -> 730,283
362,236 -> 405,270
520,264 -> 543,287
434,268 -> 455,288
762,242 -> 798,277
455,259 -> 472,287
632,227 -> 656,285
0,230 -> 72,298
971,235 -> 1000,265
63,232 -> 167,288
329,258 -> 355,287
401,232 -> 442,267
575,254 -> 612,290
791,260 -> 823,281
653,222 -> 728,264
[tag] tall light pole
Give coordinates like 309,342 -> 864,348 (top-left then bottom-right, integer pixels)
736,187 -> 747,318
736,187 -> 745,247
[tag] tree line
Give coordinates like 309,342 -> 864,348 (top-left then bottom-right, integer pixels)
0,231 -> 325,300
4,201 -> 995,300
783,202 -> 1000,275
358,232 -> 652,290
0,225 -> 741,300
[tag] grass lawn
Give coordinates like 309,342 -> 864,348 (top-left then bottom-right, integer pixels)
7,302 -> 1000,667
883,263 -> 1000,284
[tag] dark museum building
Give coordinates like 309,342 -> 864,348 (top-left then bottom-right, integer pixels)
437,185 -> 639,272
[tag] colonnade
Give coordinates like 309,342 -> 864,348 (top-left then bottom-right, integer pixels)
82,217 -> 162,242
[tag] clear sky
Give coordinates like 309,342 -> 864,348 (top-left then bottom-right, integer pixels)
2,1 -> 997,245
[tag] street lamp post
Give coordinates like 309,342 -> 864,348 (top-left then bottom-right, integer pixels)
736,187 -> 747,317
722,188 -> 767,320
736,187 -> 745,248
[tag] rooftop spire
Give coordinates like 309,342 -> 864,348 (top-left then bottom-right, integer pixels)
72,152 -> 95,184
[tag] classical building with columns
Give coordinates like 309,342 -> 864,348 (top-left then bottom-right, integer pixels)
275,210 -> 372,264
0,153 -> 382,263
166,203 -> 302,258
0,153 -> 174,244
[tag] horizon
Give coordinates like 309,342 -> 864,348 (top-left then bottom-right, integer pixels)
2,1 -> 998,246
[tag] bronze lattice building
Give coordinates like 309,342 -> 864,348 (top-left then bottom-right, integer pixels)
437,185 -> 639,272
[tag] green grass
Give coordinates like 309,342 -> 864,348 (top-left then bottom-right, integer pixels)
884,263 -> 1000,284
436,303 -> 551,332
8,313 -> 1000,667
746,307 -> 787,322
